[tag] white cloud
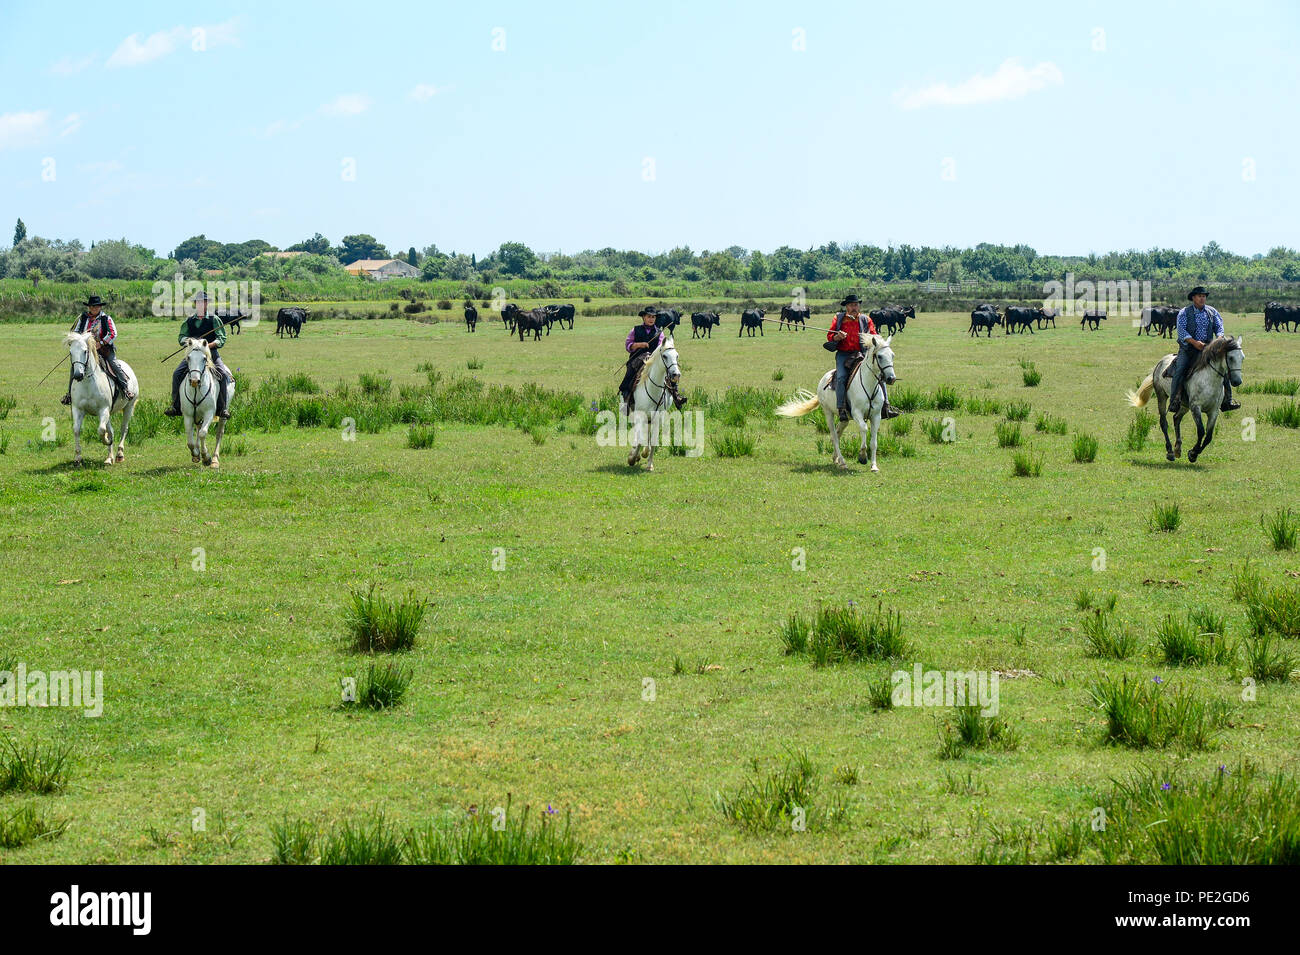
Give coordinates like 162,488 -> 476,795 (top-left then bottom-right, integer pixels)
106,19 -> 240,68
0,110 -> 51,150
50,55 -> 95,75
106,26 -> 187,68
319,94 -> 371,117
60,113 -> 83,137
894,58 -> 1063,109
408,83 -> 449,102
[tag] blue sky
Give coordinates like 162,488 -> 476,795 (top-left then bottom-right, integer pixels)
2,0 -> 1296,258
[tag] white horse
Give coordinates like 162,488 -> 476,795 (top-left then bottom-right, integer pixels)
1127,336 -> 1244,463
181,338 -> 235,468
776,335 -> 898,471
64,331 -> 137,466
622,335 -> 682,472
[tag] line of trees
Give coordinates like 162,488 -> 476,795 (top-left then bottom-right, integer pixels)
4,219 -> 1300,287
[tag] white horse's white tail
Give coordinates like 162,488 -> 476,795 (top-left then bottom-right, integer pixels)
776,389 -> 820,418
1127,374 -> 1155,408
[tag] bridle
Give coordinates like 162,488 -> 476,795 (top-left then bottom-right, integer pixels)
856,344 -> 895,405
184,346 -> 214,409
643,346 -> 681,410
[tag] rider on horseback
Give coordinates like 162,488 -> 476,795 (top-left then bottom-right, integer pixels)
620,306 -> 686,411
828,294 -> 899,421
1168,286 -> 1239,414
164,290 -> 232,419
62,295 -> 134,404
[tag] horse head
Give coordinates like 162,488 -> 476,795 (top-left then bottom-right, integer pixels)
658,337 -> 681,388
870,335 -> 897,385
65,331 -> 94,382
186,338 -> 212,388
1225,335 -> 1245,387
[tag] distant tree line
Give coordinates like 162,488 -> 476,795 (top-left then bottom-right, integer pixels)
4,218 -> 1299,288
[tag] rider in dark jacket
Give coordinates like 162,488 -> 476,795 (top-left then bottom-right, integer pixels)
164,291 -> 232,418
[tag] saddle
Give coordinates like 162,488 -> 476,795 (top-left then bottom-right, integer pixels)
833,353 -> 865,390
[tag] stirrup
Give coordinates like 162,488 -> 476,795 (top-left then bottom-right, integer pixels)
164,407 -> 181,417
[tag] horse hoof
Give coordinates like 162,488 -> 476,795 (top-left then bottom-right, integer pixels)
646,464 -> 654,472
870,463 -> 880,473
1188,452 -> 1197,463
116,452 -> 124,463
210,459 -> 220,469
1166,453 -> 1176,461
192,454 -> 201,463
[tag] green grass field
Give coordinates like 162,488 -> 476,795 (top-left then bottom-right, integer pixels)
1,307 -> 1298,863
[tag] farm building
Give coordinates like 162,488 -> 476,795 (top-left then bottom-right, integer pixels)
343,258 -> 421,280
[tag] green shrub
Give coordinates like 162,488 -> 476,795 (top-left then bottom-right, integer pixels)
406,424 -> 436,449
1035,413 -> 1067,434
711,429 -> 757,458
345,585 -> 428,652
356,661 -> 413,710
1003,401 -> 1031,421
715,750 -> 850,833
937,705 -> 1020,759
0,804 -> 69,849
1071,433 -> 1099,463
0,738 -> 72,795
1265,400 -> 1300,428
1089,676 -> 1228,749
1011,450 -> 1043,477
932,385 -> 960,411
995,421 -> 1023,448
1081,610 -> 1138,660
780,602 -> 908,665
1155,611 -> 1234,666
1150,502 -> 1181,532
1261,507 -> 1298,551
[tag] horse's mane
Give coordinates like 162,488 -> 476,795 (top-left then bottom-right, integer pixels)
186,337 -> 215,371
634,336 -> 674,388
1193,335 -> 1238,373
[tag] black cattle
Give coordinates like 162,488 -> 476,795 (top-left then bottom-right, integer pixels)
870,305 -> 914,335
1037,307 -> 1061,329
1081,309 -> 1107,330
1139,305 -> 1178,338
543,303 -> 575,330
969,305 -> 1000,337
1004,305 -> 1042,335
502,303 -> 546,340
1265,301 -> 1300,332
276,306 -> 307,338
216,309 -> 247,334
779,304 -> 809,330
739,308 -> 765,337
654,308 -> 682,332
464,305 -> 478,331
691,311 -> 721,338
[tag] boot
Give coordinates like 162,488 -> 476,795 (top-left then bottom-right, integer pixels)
1168,393 -> 1182,414
61,394 -> 71,406
1221,397 -> 1240,412
881,402 -> 901,419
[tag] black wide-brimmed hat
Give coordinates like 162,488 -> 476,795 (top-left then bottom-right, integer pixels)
1187,286 -> 1210,301
82,295 -> 106,307
638,305 -> 657,317
840,294 -> 862,306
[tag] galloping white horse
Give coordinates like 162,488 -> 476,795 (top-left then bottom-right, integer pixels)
776,334 -> 898,471
1127,336 -> 1244,463
64,331 -> 138,466
622,335 -> 682,471
180,338 -> 234,468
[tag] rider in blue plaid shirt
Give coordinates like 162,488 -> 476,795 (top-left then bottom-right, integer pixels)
1168,286 -> 1240,414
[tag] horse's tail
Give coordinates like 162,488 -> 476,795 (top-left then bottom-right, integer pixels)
1127,374 -> 1155,408
776,389 -> 821,418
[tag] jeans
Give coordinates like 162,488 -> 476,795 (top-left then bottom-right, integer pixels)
834,350 -> 859,410
172,349 -> 231,415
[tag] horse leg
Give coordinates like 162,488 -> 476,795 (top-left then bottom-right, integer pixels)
1173,409 -> 1184,459
868,413 -> 881,472
1158,394 -> 1175,461
209,419 -> 225,468
116,400 -> 135,462
99,409 -> 115,466
1187,407 -> 1207,463
186,416 -> 200,463
72,406 -> 84,465
854,407 -> 870,466
198,412 -> 213,465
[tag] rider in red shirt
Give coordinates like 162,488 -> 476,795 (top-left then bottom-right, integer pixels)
829,294 -> 898,421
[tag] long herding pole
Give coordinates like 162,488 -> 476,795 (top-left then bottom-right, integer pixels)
37,353 -> 68,386
160,328 -> 219,363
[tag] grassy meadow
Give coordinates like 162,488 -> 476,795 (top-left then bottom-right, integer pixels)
1,304 -> 1298,863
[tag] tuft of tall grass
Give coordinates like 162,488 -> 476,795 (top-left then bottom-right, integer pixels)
404,798 -> 581,864
715,750 -> 850,833
922,418 -> 950,444
1261,507 -> 1298,551
780,602 -> 908,665
1011,450 -> 1043,477
1125,410 -> 1154,451
406,424 -> 436,449
0,395 -> 16,420
0,804 -> 69,849
1242,634 -> 1297,682
1239,377 -> 1299,396
1088,675 -> 1228,749
1264,399 -> 1300,428
1081,610 -> 1138,660
1003,400 -> 1031,421
932,385 -> 960,411
1022,366 -> 1042,387
345,584 -> 428,653
889,386 -> 930,413
1155,611 -> 1234,666
355,661 -> 413,710
1071,433 -> 1099,463
0,737 -> 72,795
1035,412 -> 1067,434
318,812 -> 405,865
1150,502 -> 1181,532
966,397 -> 1000,416
937,705 -> 1020,758
995,421 -> 1023,447
711,429 -> 757,458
